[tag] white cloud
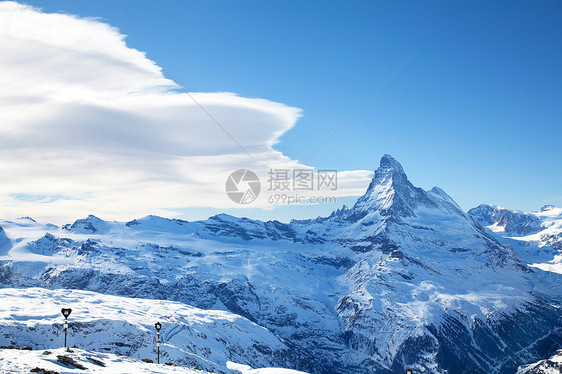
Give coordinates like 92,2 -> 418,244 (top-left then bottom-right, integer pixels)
0,1 -> 371,224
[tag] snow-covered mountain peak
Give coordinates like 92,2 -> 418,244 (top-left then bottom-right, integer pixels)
63,214 -> 106,234
348,154 -> 412,219
536,206 -> 562,218
344,155 -> 462,224
540,204 -> 555,212
372,154 -> 408,190
209,213 -> 246,223
379,153 -> 407,176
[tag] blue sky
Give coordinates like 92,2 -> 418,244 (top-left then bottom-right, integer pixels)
3,1 -> 562,222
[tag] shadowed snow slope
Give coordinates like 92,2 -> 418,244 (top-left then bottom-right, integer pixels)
0,225 -> 10,255
1,155 -> 561,374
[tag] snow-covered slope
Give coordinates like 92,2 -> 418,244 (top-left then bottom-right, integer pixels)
517,349 -> 562,374
469,204 -> 562,251
469,204 -> 562,249
227,361 -> 310,374
0,346 -> 310,374
0,225 -> 11,255
0,347 -> 207,373
296,155 -> 561,373
0,287 -> 298,374
1,155 -> 561,374
468,204 -> 562,297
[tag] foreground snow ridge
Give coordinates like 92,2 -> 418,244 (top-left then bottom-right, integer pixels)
227,361 -> 310,374
0,347 -> 309,374
0,347 -> 204,373
0,287 -> 302,374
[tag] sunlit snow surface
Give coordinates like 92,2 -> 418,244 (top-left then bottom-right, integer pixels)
471,205 -> 562,273
469,204 -> 562,296
227,361 -> 310,374
0,347 -> 308,374
509,207 -> 562,275
0,347 -> 203,373
0,287 -> 299,373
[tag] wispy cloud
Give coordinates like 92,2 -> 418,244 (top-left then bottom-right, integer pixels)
0,2 -> 371,224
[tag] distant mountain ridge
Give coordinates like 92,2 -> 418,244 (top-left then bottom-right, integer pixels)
517,349 -> 562,374
469,203 -> 562,250
1,155 -> 562,374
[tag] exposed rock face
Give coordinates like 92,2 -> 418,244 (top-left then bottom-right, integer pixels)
469,204 -> 542,235
517,349 -> 562,374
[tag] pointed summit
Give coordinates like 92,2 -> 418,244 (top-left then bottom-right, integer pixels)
348,154 -> 417,220
374,154 -> 409,189
342,154 -> 463,222
379,154 -> 406,175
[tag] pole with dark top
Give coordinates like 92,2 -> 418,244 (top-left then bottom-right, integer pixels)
155,322 -> 162,364
61,308 -> 72,351
406,370 -> 413,374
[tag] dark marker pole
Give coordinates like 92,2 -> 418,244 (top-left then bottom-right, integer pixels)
155,322 -> 162,364
61,308 -> 72,351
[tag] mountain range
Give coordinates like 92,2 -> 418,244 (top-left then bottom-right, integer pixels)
1,155 -> 561,373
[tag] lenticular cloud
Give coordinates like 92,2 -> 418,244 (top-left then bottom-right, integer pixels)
0,2 -> 369,223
